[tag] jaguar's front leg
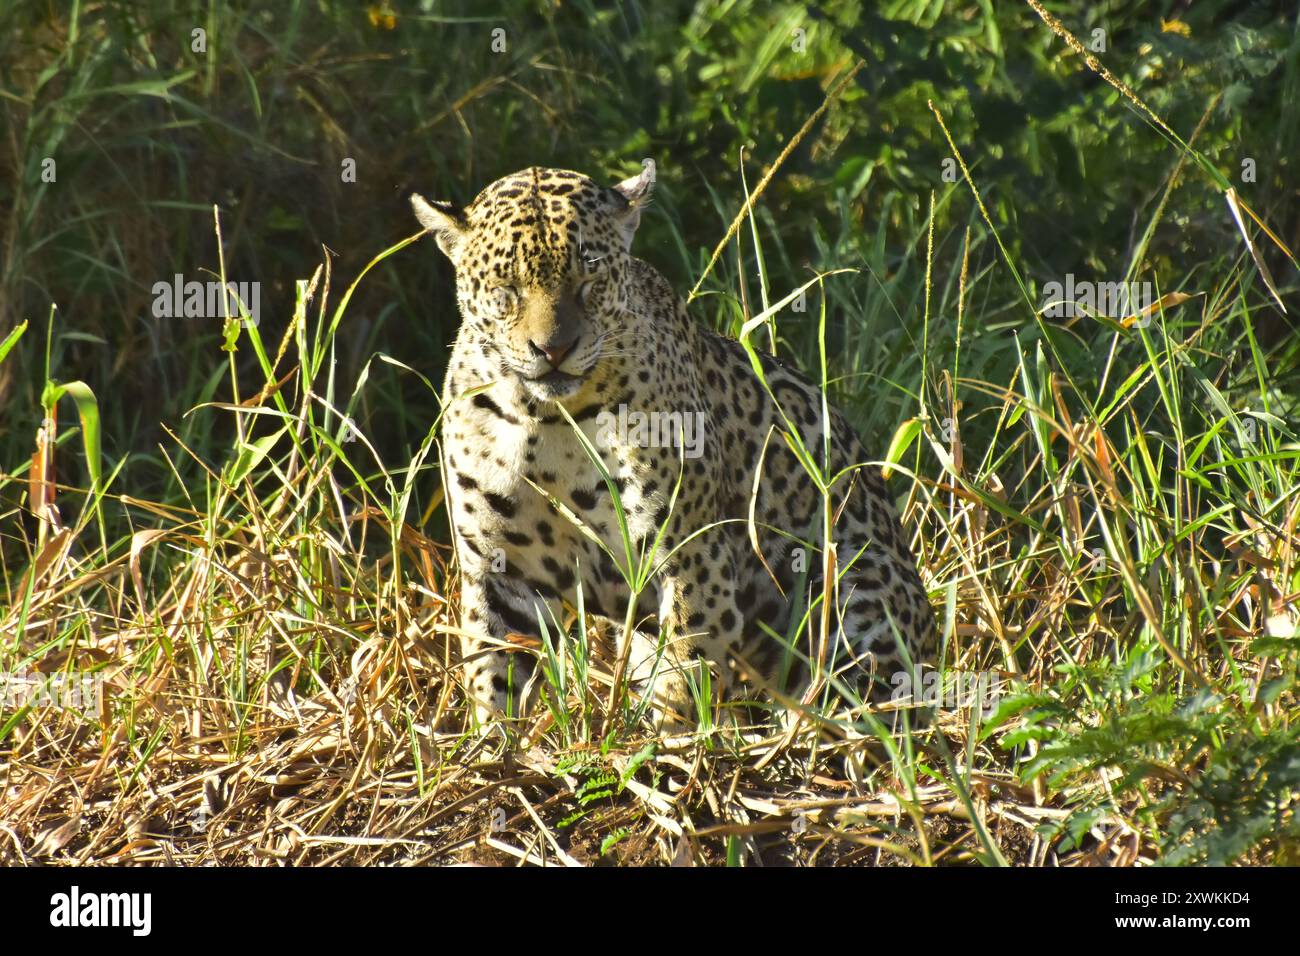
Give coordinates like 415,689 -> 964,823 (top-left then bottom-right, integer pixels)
609,619 -> 696,730
457,571 -> 550,727
612,538 -> 746,729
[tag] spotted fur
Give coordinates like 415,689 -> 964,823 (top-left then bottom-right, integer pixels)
412,162 -> 935,726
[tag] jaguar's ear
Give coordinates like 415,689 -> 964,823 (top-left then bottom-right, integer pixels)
410,193 -> 467,260
611,159 -> 655,250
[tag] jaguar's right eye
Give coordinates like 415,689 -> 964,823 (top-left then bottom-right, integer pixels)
485,286 -> 518,318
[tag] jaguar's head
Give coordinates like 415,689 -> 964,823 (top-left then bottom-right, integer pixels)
412,162 -> 655,402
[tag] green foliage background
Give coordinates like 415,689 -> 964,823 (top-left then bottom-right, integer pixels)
3,0 -> 1296,474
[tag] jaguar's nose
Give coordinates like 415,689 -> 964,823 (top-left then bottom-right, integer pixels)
529,334 -> 578,368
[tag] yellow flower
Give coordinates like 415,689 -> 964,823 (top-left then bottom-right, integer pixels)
1160,19 -> 1191,37
367,4 -> 397,30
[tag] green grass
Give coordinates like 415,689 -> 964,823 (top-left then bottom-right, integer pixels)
0,0 -> 1297,865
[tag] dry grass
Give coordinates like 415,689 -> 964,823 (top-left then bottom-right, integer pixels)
0,546 -> 1105,870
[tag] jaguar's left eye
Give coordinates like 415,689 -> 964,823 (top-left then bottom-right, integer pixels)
576,277 -> 600,309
